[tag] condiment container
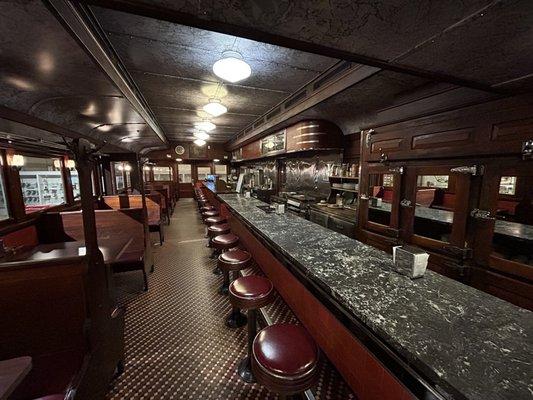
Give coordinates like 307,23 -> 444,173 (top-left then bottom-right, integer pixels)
392,245 -> 429,279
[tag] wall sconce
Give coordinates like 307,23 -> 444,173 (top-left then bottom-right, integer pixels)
53,159 -> 62,170
143,165 -> 151,171
10,154 -> 25,170
66,159 -> 76,170
118,162 -> 132,172
213,159 -> 220,162
175,158 -> 183,162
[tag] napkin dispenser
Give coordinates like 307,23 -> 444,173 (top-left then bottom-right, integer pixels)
392,245 -> 429,279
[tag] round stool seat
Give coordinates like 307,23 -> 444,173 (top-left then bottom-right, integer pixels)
212,233 -> 239,250
229,275 -> 273,309
219,249 -> 252,271
202,210 -> 219,219
200,205 -> 215,212
252,324 -> 319,395
208,223 -> 231,237
205,216 -> 227,226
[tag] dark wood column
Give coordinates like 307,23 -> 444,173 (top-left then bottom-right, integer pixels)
69,139 -> 124,399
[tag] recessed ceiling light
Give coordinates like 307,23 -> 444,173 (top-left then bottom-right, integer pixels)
194,120 -> 216,132
203,99 -> 227,117
213,159 -> 220,162
176,158 -> 183,162
166,154 -> 172,158
213,50 -> 251,83
193,130 -> 210,140
194,139 -> 206,146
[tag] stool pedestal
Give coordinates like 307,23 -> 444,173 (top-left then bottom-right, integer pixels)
229,275 -> 275,382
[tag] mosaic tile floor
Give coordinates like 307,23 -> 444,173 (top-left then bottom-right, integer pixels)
106,199 -> 356,399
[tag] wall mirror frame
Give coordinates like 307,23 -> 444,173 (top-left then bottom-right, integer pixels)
474,160 -> 533,282
359,164 -> 402,238
404,163 -> 476,260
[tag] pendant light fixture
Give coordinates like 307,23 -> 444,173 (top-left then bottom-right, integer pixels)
213,50 -> 251,83
194,139 -> 206,146
194,120 -> 216,132
203,99 -> 227,117
193,130 -> 210,141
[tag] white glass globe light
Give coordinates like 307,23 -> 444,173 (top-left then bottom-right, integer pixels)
213,51 -> 251,83
194,120 -> 216,132
194,139 -> 206,146
203,99 -> 228,117
193,131 -> 210,140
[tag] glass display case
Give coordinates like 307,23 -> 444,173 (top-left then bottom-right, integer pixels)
71,169 -> 80,198
20,171 -> 65,211
0,171 -> 9,220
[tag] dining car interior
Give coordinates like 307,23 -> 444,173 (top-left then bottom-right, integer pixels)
0,1 -> 532,400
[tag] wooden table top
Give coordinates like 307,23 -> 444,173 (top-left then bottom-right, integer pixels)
1,239 -> 133,266
0,356 -> 32,400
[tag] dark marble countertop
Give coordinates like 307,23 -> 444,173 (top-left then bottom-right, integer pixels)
216,192 -> 533,400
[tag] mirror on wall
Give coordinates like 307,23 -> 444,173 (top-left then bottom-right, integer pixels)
367,173 -> 394,226
492,173 -> 532,265
412,173 -> 454,242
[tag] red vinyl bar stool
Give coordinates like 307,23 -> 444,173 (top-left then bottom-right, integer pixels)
252,324 -> 319,398
218,248 -> 252,295
201,210 -> 219,222
229,275 -> 275,382
211,233 -> 239,274
205,215 -> 227,227
206,222 -> 231,259
200,205 -> 216,213
207,223 -> 231,240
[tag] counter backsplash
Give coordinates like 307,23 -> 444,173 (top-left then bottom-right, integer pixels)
281,151 -> 342,197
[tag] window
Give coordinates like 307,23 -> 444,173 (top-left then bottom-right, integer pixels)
417,175 -> 449,189
113,162 -> 125,191
0,167 -> 9,221
197,166 -> 211,181
178,164 -> 191,183
499,176 -> 517,195
19,156 -> 66,213
215,164 -> 227,181
143,166 -> 151,182
71,169 -> 80,199
382,174 -> 394,187
154,166 -> 172,181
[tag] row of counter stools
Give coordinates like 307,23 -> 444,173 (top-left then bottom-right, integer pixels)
194,188 -> 319,398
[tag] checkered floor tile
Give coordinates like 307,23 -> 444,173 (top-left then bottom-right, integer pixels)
106,199 -> 356,399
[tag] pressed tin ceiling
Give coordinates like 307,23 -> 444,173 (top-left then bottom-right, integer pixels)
90,6 -> 340,143
1,0 -> 531,152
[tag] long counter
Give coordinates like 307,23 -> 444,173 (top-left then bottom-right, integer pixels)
208,189 -> 532,400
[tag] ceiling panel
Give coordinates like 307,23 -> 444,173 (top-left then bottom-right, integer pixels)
0,0 -> 165,151
107,0 -> 494,62
397,1 -> 533,87
91,6 -> 340,143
